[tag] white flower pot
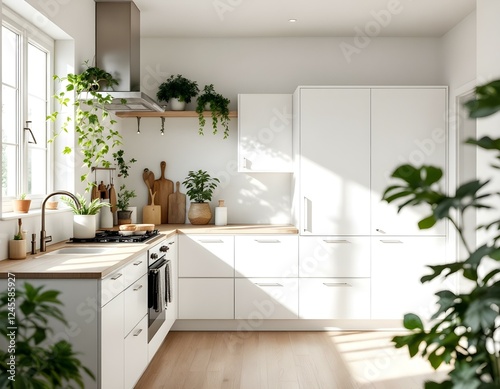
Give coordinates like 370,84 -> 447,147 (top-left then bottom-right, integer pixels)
73,214 -> 97,239
169,97 -> 186,111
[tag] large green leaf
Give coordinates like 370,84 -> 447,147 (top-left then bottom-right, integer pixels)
464,80 -> 500,118
403,313 -> 424,330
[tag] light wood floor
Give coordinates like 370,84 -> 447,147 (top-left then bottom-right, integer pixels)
135,331 -> 448,389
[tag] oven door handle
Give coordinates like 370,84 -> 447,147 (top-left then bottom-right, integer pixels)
149,256 -> 167,271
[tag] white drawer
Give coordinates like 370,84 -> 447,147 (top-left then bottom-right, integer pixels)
101,269 -> 125,307
235,278 -> 298,319
235,235 -> 298,277
124,273 -> 148,336
179,235 -> 234,277
299,278 -> 370,319
124,315 -> 148,389
124,253 -> 148,289
299,236 -> 370,277
178,278 -> 234,319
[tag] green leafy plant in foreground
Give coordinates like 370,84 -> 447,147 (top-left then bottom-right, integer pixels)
0,283 -> 94,388
382,79 -> 500,388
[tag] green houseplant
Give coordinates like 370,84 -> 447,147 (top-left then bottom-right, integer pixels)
112,149 -> 137,179
195,84 -> 231,139
116,185 -> 137,224
182,170 -> 220,225
47,62 -> 123,192
156,74 -> 199,111
382,79 -> 500,388
0,283 -> 94,388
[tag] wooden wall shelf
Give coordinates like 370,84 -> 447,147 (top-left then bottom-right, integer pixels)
115,111 -> 238,118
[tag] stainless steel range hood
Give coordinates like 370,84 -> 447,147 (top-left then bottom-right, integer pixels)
95,1 -> 164,112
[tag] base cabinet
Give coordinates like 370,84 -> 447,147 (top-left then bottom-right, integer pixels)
299,278 -> 370,319
235,278 -> 298,319
178,278 -> 234,319
124,315 -> 148,389
371,237 -> 449,320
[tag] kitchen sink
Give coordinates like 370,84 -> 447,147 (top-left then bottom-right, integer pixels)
42,247 -> 112,256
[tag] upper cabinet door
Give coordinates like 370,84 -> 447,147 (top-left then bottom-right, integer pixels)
371,88 -> 447,236
299,88 -> 371,235
238,94 -> 293,172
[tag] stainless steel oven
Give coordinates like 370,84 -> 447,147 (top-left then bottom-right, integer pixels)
147,239 -> 171,342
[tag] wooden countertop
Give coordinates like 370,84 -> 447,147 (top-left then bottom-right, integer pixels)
0,224 -> 298,280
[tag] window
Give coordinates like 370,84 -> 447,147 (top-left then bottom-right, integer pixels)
2,10 -> 53,211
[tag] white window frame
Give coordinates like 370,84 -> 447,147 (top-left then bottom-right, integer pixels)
2,6 -> 54,212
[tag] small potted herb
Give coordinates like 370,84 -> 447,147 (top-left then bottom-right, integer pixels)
13,193 -> 31,213
195,84 -> 231,139
182,170 -> 220,225
9,218 -> 26,259
116,185 -> 137,224
156,74 -> 199,111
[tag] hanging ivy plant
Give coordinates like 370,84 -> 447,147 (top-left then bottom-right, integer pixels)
195,84 -> 230,139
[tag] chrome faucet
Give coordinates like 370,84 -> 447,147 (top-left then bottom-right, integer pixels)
40,191 -> 81,252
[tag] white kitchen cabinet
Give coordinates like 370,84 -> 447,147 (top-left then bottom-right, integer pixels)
179,234 -> 234,277
124,315 -> 148,389
371,237 -> 451,320
124,273 -> 147,336
371,87 -> 447,236
299,236 -> 370,277
235,277 -> 298,319
295,87 -> 371,235
178,278 -> 234,319
101,291 -> 125,389
234,235 -> 298,277
299,278 -> 370,319
238,94 -> 293,172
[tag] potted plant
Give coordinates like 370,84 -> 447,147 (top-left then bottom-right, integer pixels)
156,74 -> 199,111
116,185 -> 137,225
195,84 -> 231,139
62,193 -> 110,238
0,283 -> 95,387
9,218 -> 26,259
381,78 -> 500,388
182,170 -> 220,225
47,61 -> 123,192
12,193 -> 31,213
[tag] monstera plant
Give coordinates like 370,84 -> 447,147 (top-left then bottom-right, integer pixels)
382,79 -> 500,388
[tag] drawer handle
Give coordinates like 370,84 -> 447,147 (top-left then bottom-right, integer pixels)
323,239 -> 350,244
133,261 -> 143,266
198,239 -> 224,243
111,273 -> 123,281
323,282 -> 351,287
255,283 -> 283,287
133,284 -> 143,291
376,229 -> 386,234
133,328 -> 143,337
379,240 -> 403,244
254,239 -> 280,244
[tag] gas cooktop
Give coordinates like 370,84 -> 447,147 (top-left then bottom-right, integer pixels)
69,230 -> 160,244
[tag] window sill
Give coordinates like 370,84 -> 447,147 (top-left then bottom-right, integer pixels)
1,208 -> 72,221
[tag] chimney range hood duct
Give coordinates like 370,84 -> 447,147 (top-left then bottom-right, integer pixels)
95,1 -> 164,112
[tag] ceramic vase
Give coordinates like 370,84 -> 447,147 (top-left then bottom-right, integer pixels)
13,199 -> 31,213
169,97 -> 186,111
187,202 -> 212,225
9,240 -> 26,259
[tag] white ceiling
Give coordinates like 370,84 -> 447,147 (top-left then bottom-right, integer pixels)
133,0 -> 476,38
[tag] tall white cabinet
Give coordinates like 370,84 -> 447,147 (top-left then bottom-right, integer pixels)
293,86 -> 449,322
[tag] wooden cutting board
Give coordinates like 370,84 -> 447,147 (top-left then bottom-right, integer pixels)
143,190 -> 161,224
156,161 -> 174,223
168,181 -> 186,224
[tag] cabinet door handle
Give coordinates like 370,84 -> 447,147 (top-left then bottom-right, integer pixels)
303,197 -> 312,233
133,284 -> 143,291
111,273 -> 123,281
376,229 -> 386,234
255,283 -> 283,287
133,328 -> 143,337
254,239 -> 281,244
198,239 -> 224,244
323,239 -> 350,244
133,260 -> 143,266
379,240 -> 403,244
323,282 -> 351,287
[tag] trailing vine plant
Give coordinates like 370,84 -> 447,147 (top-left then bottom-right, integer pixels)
195,84 -> 230,139
47,61 -> 124,191
382,79 -> 500,389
